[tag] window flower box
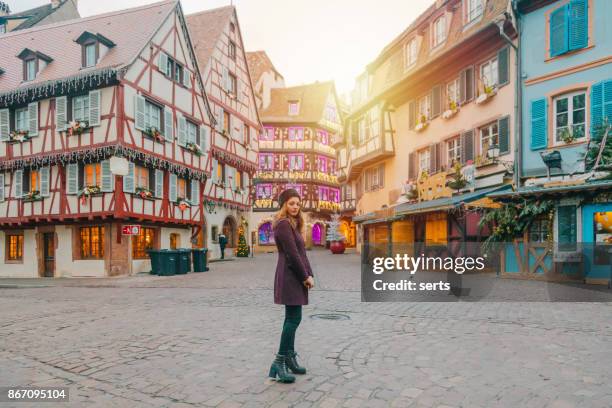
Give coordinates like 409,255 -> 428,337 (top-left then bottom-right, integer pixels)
143,126 -> 165,143
78,185 -> 102,205
136,187 -> 155,200
186,142 -> 203,156
442,102 -> 459,119
476,86 -> 497,105
176,197 -> 191,211
415,115 -> 429,132
22,190 -> 43,202
8,130 -> 32,143
475,154 -> 495,168
68,120 -> 89,137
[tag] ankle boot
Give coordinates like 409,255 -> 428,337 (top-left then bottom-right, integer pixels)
285,351 -> 306,374
268,353 -> 295,383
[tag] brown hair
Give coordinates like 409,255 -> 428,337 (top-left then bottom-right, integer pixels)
273,199 -> 305,234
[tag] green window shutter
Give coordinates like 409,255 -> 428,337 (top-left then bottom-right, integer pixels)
169,173 -> 177,202
89,90 -> 101,126
154,169 -> 164,198
557,205 -> 577,251
498,116 -> 510,155
101,160 -> 113,192
15,170 -> 23,198
164,107 -> 173,142
66,164 -> 78,195
28,102 -> 38,137
55,96 -> 68,131
190,179 -> 200,205
0,109 -> 9,141
590,81 -> 604,141
530,98 -> 547,150
497,47 -> 509,86
550,5 -> 569,57
40,167 -> 50,197
0,173 -> 4,202
134,95 -> 146,131
568,0 -> 588,51
123,162 -> 135,193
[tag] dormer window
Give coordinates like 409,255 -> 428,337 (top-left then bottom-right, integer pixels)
17,49 -> 53,82
432,16 -> 446,48
288,101 -> 300,115
75,31 -> 115,69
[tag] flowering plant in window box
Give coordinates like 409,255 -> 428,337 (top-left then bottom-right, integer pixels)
78,185 -> 101,205
135,186 -> 154,200
186,142 -> 203,156
415,114 -> 429,132
442,100 -> 459,119
176,197 -> 191,211
68,120 -> 89,136
418,169 -> 429,183
22,190 -> 43,202
8,130 -> 31,143
476,85 -> 497,105
144,126 -> 165,143
558,128 -> 576,144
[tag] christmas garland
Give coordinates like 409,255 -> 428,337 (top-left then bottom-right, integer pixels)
211,147 -> 257,173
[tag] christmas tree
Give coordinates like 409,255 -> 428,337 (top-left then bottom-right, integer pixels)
236,226 -> 250,257
326,213 -> 345,242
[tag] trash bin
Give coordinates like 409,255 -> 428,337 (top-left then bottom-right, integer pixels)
192,248 -> 209,272
147,249 -> 163,275
159,250 -> 178,276
177,249 -> 191,274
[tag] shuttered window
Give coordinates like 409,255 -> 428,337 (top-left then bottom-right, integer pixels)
530,98 -> 547,150
550,0 -> 588,57
590,80 -> 612,140
479,122 -> 499,156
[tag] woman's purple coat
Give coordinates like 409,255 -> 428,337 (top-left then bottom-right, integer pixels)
273,218 -> 313,305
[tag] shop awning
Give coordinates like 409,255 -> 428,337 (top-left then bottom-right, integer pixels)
360,215 -> 405,225
394,184 -> 512,216
487,179 -> 612,199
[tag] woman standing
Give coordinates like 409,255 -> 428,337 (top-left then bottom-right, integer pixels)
268,189 -> 315,383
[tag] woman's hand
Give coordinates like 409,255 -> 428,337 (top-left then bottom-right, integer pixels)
303,276 -> 314,289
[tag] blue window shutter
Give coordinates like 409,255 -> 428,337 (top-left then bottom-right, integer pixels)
590,81 -> 603,141
569,0 -> 588,51
530,98 -> 547,150
604,80 -> 612,128
550,5 -> 568,57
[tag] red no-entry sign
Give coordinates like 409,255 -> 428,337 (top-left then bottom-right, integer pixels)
122,225 -> 141,235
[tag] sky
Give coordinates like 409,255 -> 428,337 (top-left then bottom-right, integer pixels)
11,0 -> 432,98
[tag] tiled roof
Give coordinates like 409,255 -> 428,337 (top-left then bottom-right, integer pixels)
9,0 -> 78,31
246,50 -> 283,85
0,0 -> 176,94
185,6 -> 234,71
260,81 -> 335,124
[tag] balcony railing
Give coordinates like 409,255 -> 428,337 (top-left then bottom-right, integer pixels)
257,139 -> 336,156
255,170 -> 339,184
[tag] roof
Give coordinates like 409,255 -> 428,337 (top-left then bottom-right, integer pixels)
185,6 -> 235,71
259,81 -> 336,123
6,0 -> 79,31
487,179 -> 612,199
394,184 -> 512,215
246,50 -> 283,84
0,0 -> 176,95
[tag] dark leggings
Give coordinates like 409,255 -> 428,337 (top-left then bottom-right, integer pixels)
278,305 -> 302,355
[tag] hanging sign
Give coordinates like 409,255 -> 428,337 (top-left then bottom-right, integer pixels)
122,225 -> 141,235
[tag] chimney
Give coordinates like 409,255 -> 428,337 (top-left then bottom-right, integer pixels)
51,0 -> 61,9
0,2 -> 10,16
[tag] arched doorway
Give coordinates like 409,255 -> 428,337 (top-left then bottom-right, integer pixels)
312,222 -> 324,246
340,218 -> 356,247
258,221 -> 275,245
223,216 -> 237,247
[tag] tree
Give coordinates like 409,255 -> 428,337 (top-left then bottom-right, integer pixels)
236,226 -> 250,257
326,213 -> 345,242
585,122 -> 612,179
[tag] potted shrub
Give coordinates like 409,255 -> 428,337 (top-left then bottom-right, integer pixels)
442,100 -> 459,119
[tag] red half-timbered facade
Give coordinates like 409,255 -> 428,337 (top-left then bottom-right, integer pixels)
186,6 -> 260,255
0,0 -> 215,277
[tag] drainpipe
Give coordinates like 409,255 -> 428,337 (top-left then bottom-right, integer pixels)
495,6 -> 522,190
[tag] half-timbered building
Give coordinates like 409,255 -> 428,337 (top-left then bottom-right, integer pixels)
0,0 -> 214,277
186,6 -> 259,258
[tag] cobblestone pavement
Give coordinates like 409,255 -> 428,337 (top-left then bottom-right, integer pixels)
1,249 -> 612,408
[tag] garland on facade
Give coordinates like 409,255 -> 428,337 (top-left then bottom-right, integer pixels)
0,144 -> 210,181
203,198 -> 250,214
0,68 -> 118,107
211,147 -> 257,173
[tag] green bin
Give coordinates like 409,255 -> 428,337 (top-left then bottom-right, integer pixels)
159,250 -> 178,276
177,249 -> 191,274
192,248 -> 209,272
147,249 -> 163,275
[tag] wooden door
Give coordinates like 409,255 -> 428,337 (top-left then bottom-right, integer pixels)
43,233 -> 55,277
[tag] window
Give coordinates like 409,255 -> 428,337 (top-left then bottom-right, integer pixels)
132,227 -> 155,259
30,169 -> 40,192
144,100 -> 161,130
529,216 -> 550,243
446,77 -> 460,107
288,154 -> 304,171
261,127 -> 274,141
73,95 -> 90,123
404,38 -> 418,68
466,0 -> 483,23
223,110 -> 230,134
229,41 -> 236,60
177,178 -> 187,199
418,95 -> 431,120
480,56 -> 498,89
558,205 -> 577,251
288,101 -> 299,115
85,43 -> 97,67
25,59 -> 36,81
162,55 -> 184,84
419,149 -> 431,174
6,233 -> 24,262
365,165 -> 384,192
169,233 -> 180,250
550,1 -> 588,57
230,22 -> 235,33
256,184 -> 272,199
432,16 -> 446,48
319,186 -> 329,201
259,153 -> 274,170
228,73 -> 237,95
80,226 -> 105,259
135,166 -> 149,190
319,130 -> 329,145
554,91 -> 586,144
447,137 -> 461,165
173,63 -> 183,83
480,122 -> 499,153
288,128 -> 304,141
325,106 -> 337,123
186,120 -> 198,145
317,156 -> 328,172
243,125 -> 249,145
15,107 -> 28,132
84,163 -> 101,187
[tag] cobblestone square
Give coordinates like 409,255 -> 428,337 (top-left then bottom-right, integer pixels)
1,250 -> 612,407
